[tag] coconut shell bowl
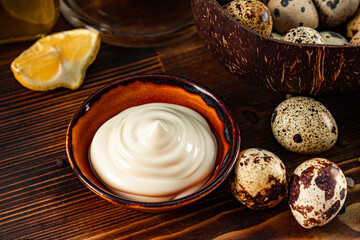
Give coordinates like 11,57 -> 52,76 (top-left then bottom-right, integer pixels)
191,0 -> 360,95
66,75 -> 240,212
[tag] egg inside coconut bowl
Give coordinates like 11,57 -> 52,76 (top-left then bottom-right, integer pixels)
191,0 -> 360,95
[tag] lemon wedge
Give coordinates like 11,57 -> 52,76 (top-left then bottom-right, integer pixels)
11,29 -> 101,91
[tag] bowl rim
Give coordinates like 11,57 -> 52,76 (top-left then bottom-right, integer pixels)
66,74 -> 241,210
211,0 -> 357,48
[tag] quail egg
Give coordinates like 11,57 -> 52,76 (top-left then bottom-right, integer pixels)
267,0 -> 319,34
347,9 -> 360,39
289,158 -> 347,229
320,31 -> 349,45
282,27 -> 325,44
230,148 -> 287,210
312,0 -> 359,28
271,96 -> 338,154
224,0 -> 273,36
350,31 -> 360,45
270,31 -> 282,39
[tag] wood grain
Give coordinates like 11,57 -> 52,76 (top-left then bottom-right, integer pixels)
0,17 -> 360,239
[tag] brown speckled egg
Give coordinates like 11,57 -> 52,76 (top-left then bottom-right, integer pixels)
223,0 -> 273,36
313,0 -> 359,28
270,31 -> 282,39
289,158 -> 347,229
350,30 -> 360,46
282,27 -> 325,44
230,148 -> 287,209
271,96 -> 337,154
320,31 -> 349,45
267,0 -> 319,34
347,9 -> 360,39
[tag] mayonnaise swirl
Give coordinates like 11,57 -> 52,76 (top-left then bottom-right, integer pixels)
90,103 -> 217,202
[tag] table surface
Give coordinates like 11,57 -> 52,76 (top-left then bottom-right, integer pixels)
1,17 -> 360,240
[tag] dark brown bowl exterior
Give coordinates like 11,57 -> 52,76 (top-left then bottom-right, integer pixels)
192,0 -> 360,94
66,74 -> 240,212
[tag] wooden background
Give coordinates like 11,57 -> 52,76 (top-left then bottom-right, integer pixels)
0,16 -> 359,239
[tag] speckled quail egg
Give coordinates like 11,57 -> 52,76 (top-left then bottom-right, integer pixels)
223,0 -> 273,36
347,9 -> 360,39
282,26 -> 325,44
267,0 -> 319,34
270,31 -> 282,39
271,96 -> 338,154
312,0 -> 360,28
350,31 -> 360,45
230,148 -> 287,210
289,158 -> 347,229
320,31 -> 349,45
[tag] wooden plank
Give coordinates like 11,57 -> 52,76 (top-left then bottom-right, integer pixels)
0,17 -> 359,239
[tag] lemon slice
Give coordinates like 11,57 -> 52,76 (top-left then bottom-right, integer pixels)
11,29 -> 101,91
1,0 -> 58,25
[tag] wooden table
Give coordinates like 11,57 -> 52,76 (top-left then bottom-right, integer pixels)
1,17 -> 359,240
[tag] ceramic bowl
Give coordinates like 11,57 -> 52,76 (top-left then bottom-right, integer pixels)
191,0 -> 360,95
66,74 -> 240,212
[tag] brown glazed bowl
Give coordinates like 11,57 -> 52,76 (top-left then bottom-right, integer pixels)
66,74 -> 240,212
192,0 -> 360,95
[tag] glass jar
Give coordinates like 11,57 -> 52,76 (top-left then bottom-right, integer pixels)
0,0 -> 60,44
60,0 -> 195,47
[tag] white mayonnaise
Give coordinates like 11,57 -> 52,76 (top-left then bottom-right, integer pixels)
89,103 -> 217,202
